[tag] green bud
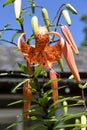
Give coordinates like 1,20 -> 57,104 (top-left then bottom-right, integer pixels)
63,100 -> 68,115
58,58 -> 64,72
42,8 -> 51,31
75,118 -> 80,124
62,9 -> 71,26
31,16 -> 39,38
68,74 -> 74,80
65,4 -> 77,14
75,119 -> 80,129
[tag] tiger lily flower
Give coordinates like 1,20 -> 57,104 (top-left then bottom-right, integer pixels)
23,81 -> 32,118
18,25 -> 81,118
18,26 -> 63,69
18,25 -> 80,82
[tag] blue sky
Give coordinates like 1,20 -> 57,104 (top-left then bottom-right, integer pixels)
0,0 -> 87,47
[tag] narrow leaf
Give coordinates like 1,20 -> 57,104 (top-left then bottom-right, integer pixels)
34,65 -> 43,77
12,31 -> 21,42
3,0 -> 15,7
12,79 -> 29,93
18,63 -> 29,74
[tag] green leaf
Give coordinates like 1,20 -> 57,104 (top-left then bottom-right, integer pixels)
11,31 -> 22,42
16,17 -> 24,24
40,70 -> 47,77
34,65 -> 43,78
18,63 -> 29,74
8,100 -> 23,106
3,0 -> 15,7
78,83 -> 87,89
21,9 -> 31,15
27,123 -> 47,130
43,78 -> 60,87
12,78 -> 29,93
3,24 -> 11,29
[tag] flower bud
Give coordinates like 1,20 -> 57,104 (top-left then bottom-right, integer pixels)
81,115 -> 87,130
49,70 -> 58,108
63,100 -> 68,115
62,9 -> 71,26
31,16 -> 39,38
62,41 -> 81,82
42,8 -> 51,31
61,25 -> 79,54
65,4 -> 77,14
75,118 -> 80,129
23,81 -> 32,118
14,0 -> 22,19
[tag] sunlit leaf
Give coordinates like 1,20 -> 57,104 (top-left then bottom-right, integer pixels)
34,65 -> 43,77
3,0 -> 15,7
43,78 -> 60,87
11,31 -> 22,42
12,78 -> 29,93
21,9 -> 31,15
18,63 -> 29,74
8,100 -> 23,106
3,24 -> 11,29
16,17 -> 24,24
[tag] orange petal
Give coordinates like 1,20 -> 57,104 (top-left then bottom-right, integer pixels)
18,33 -> 36,63
48,31 -> 65,48
23,81 -> 32,118
49,70 -> 58,107
36,26 -> 49,50
18,33 -> 31,53
61,25 -> 79,54
63,41 -> 80,82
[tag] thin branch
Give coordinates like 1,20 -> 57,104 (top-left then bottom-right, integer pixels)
22,5 -> 43,11
0,38 -> 17,46
52,3 -> 65,23
0,28 -> 22,32
81,88 -> 87,111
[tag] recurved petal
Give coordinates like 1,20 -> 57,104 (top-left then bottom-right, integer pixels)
18,33 -> 34,53
61,25 -> 79,54
48,31 -> 65,48
63,41 -> 81,82
18,33 -> 36,63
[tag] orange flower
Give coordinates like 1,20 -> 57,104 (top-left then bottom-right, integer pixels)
23,81 -> 32,118
49,70 -> 58,108
18,26 -> 63,69
18,26 -> 81,82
